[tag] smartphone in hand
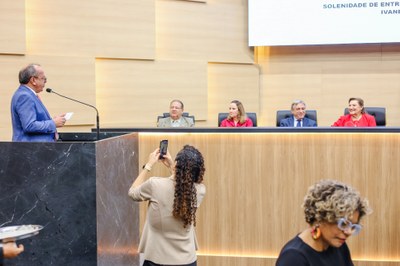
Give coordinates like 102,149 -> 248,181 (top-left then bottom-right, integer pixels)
159,140 -> 168,159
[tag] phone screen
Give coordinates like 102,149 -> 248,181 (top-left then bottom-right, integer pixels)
159,140 -> 168,159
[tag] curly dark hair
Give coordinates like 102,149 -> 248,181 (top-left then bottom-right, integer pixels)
303,179 -> 371,225
173,145 -> 205,228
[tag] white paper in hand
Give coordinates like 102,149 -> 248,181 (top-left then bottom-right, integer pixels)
65,112 -> 74,120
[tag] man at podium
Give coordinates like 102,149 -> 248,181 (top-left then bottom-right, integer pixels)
11,64 -> 66,142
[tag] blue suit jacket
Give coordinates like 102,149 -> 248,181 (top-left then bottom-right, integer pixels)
279,116 -> 317,127
11,85 -> 57,142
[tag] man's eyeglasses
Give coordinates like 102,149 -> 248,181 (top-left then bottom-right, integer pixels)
337,218 -> 362,235
34,76 -> 47,82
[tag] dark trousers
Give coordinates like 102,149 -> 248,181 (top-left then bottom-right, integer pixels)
143,260 -> 197,266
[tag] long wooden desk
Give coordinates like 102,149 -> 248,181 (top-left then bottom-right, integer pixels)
98,128 -> 400,266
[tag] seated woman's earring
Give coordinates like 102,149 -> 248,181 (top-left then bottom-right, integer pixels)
311,225 -> 321,240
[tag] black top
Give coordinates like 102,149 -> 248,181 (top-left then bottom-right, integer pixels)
276,235 -> 354,266
0,246 -> 3,265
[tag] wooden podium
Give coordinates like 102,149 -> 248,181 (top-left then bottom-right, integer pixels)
0,133 -> 140,266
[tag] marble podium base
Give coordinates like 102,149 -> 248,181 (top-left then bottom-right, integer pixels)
0,133 -> 140,266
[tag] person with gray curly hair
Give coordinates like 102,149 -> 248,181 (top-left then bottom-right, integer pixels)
276,179 -> 372,266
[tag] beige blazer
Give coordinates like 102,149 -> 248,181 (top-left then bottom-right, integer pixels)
157,116 -> 194,127
129,176 -> 206,265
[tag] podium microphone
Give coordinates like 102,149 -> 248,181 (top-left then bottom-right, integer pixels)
46,88 -> 100,141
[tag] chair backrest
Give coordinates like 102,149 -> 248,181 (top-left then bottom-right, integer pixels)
217,112 -> 257,127
276,110 -> 318,126
157,112 -> 195,124
162,112 -> 189,117
344,107 -> 386,126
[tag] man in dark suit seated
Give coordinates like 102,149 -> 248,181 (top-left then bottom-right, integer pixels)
279,100 -> 317,127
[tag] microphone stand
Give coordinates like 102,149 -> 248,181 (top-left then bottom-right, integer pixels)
47,89 -> 100,141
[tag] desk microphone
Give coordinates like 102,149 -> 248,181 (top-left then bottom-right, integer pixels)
46,88 -> 100,141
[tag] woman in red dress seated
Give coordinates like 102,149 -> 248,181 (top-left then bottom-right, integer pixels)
332,97 -> 376,127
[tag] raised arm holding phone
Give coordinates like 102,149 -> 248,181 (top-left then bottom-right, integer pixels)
128,143 -> 206,266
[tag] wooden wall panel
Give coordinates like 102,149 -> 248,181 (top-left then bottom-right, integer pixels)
96,59 -> 207,127
178,0 -> 206,2
203,63 -> 259,127
1,0 -> 257,140
138,132 -> 400,265
25,0 -> 155,59
261,74 -> 323,126
156,0 -> 253,63
197,256 -> 400,266
0,0 -> 25,54
41,57 -> 97,126
321,74 -> 400,127
0,56 -> 26,140
257,45 -> 400,127
382,43 -> 400,60
197,254 -> 399,266
197,256 -> 276,266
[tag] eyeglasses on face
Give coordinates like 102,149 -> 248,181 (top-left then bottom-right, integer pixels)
34,76 -> 47,82
337,218 -> 362,235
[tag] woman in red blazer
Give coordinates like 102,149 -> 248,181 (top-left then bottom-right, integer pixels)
220,100 -> 253,127
332,97 -> 376,127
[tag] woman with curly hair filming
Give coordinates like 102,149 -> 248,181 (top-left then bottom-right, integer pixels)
129,145 -> 206,266
276,179 -> 371,266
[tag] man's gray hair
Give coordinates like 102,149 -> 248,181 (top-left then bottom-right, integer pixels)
291,100 -> 306,110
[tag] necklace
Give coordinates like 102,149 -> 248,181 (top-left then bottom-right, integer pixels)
352,114 -> 362,121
